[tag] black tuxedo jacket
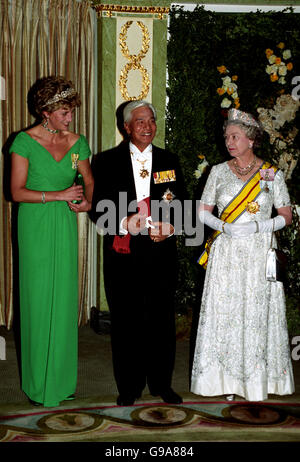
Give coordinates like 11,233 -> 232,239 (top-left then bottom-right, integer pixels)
91,142 -> 187,396
91,141 -> 186,250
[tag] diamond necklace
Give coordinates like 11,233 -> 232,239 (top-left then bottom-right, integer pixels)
41,119 -> 59,134
233,155 -> 256,176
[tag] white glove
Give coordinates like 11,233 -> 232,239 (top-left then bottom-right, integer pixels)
199,210 -> 258,237
198,210 -> 223,232
258,215 -> 286,233
224,221 -> 257,238
199,210 -> 286,238
224,215 -> 286,238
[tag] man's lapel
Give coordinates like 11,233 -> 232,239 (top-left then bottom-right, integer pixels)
119,141 -> 137,202
150,145 -> 159,199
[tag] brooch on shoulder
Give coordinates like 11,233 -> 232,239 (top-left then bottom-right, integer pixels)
260,168 -> 275,192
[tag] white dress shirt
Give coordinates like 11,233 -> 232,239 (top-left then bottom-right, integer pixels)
120,142 -> 152,234
130,142 -> 152,202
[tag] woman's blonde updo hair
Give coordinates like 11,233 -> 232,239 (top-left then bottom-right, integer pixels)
28,76 -> 81,119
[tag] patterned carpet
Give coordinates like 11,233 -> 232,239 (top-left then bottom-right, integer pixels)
1,325 -> 300,447
1,398 -> 300,443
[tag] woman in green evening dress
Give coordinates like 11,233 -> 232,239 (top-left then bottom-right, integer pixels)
10,76 -> 94,407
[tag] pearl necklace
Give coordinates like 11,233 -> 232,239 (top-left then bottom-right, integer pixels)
233,155 -> 256,176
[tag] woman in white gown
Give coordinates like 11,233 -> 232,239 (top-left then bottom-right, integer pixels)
191,108 -> 294,402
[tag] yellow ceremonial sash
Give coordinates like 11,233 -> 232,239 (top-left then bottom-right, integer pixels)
198,162 -> 278,269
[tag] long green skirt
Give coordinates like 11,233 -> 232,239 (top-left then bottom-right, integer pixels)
18,200 -> 78,407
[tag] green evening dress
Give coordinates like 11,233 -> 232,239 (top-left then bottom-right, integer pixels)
9,132 -> 91,407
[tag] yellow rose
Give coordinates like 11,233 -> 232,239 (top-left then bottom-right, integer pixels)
265,48 -> 273,58
277,42 -> 285,49
275,57 -> 282,65
217,87 -> 225,95
287,62 -> 293,71
270,74 -> 279,82
217,65 -> 227,74
234,98 -> 240,109
232,75 -> 238,81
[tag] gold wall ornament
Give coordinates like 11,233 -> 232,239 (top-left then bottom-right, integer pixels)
118,20 -> 151,101
92,3 -> 169,18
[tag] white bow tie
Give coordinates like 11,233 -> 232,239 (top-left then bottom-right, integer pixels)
134,153 -> 150,162
130,144 -> 152,162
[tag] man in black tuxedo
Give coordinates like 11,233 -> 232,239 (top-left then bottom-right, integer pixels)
91,101 -> 185,406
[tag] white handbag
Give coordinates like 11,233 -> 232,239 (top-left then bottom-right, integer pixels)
266,221 -> 287,283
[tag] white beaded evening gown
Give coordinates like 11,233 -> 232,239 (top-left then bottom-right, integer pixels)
191,162 -> 294,401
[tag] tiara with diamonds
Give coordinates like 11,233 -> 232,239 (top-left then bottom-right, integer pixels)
41,87 -> 77,108
228,108 -> 260,128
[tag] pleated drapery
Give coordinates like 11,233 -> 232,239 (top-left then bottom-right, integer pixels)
0,0 -> 97,328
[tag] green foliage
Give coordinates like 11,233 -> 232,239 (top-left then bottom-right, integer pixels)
166,5 -> 300,333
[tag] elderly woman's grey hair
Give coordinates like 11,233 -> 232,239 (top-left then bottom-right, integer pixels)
123,100 -> 157,124
223,119 -> 264,150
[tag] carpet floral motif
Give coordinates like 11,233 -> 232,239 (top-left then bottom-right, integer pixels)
1,401 -> 300,442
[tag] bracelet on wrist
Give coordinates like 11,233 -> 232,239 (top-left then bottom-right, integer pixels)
41,191 -> 46,204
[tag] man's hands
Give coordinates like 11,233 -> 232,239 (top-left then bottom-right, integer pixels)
148,222 -> 174,243
123,214 -> 174,242
123,213 -> 148,235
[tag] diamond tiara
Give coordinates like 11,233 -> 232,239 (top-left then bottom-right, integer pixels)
41,87 -> 76,108
228,108 -> 260,128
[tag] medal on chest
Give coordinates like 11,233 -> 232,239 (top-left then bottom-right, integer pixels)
137,159 -> 150,178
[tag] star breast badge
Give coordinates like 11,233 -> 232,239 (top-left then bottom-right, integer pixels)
246,201 -> 260,214
162,188 -> 175,203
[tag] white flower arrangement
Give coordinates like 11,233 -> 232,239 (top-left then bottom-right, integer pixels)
257,94 -> 300,179
265,42 -> 293,85
258,42 -> 299,180
216,66 -> 240,109
194,155 -> 209,179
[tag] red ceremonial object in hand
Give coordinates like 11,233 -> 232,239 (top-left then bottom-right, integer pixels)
112,197 -> 151,254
